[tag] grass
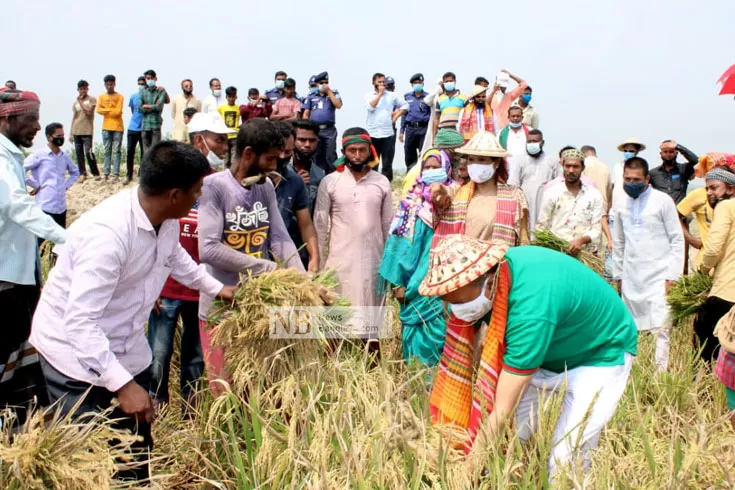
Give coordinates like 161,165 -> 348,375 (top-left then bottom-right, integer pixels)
22,169 -> 735,488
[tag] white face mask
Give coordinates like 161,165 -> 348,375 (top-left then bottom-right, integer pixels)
467,163 -> 496,183
451,276 -> 493,323
202,137 -> 224,169
212,89 -> 222,98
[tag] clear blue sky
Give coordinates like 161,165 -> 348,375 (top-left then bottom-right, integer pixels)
2,0 -> 733,174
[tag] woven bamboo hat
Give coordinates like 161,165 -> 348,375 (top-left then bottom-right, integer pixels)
455,131 -> 511,158
715,304 -> 735,354
470,85 -> 488,99
616,137 -> 647,152
419,235 -> 508,297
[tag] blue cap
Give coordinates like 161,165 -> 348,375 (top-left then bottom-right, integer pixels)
308,75 -> 317,86
314,71 -> 329,83
385,76 -> 395,85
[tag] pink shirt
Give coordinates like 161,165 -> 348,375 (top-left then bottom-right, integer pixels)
272,97 -> 302,118
491,80 -> 528,132
30,187 -> 223,392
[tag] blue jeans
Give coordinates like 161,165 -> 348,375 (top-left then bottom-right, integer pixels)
102,130 -> 123,176
146,298 -> 203,403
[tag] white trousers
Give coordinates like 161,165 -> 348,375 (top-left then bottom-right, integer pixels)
515,353 -> 634,476
645,327 -> 670,372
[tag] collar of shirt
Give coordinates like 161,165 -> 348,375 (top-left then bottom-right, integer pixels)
131,186 -> 155,232
0,133 -> 23,160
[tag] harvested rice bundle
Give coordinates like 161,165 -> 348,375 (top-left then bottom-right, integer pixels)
667,270 -> 712,327
0,404 -> 138,490
532,229 -> 605,275
207,269 -> 349,390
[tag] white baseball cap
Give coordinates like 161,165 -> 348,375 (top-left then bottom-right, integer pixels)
186,112 -> 236,135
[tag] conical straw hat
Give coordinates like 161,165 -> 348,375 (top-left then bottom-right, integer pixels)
419,235 -> 508,297
616,137 -> 647,152
455,131 -> 511,158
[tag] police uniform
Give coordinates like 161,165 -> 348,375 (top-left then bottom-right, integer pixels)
401,73 -> 431,171
303,71 -> 340,175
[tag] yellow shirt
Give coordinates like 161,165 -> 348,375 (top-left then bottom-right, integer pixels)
217,104 -> 240,140
96,93 -> 125,132
702,198 -> 735,303
677,187 -> 712,266
401,164 -> 421,198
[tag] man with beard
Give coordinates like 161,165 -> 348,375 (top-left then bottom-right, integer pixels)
171,79 -> 201,142
458,85 -> 494,142
145,112 -> 233,409
536,149 -> 604,257
271,121 -> 319,272
693,166 -> 735,363
197,118 -> 304,394
508,129 -> 559,233
650,140 -> 699,204
314,128 -> 392,355
0,88 -> 66,419
292,119 -> 324,213
613,157 -> 684,372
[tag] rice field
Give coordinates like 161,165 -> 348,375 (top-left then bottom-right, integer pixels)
4,174 -> 735,489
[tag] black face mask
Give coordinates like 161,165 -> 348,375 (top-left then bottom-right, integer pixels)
276,156 -> 290,175
51,137 -> 64,147
346,161 -> 368,172
712,194 -> 732,209
183,89 -> 193,95
294,148 -> 315,164
662,157 -> 677,165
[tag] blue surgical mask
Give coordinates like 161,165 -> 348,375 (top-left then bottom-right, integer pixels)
623,151 -> 636,161
421,168 -> 448,184
275,80 -> 285,90
623,181 -> 647,199
509,121 -> 522,129
146,79 -> 155,88
521,94 -> 532,104
413,84 -> 424,93
443,82 -> 456,92
309,86 -> 318,95
526,143 -> 541,156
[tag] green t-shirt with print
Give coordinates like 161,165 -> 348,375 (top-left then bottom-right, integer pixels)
502,246 -> 637,374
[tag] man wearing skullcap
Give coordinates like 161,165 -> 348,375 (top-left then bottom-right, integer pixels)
693,166 -> 735,363
400,73 -> 431,172
302,71 -> 343,175
650,139 -> 699,204
0,87 -> 66,420
537,149 -> 604,257
313,127 -> 392,355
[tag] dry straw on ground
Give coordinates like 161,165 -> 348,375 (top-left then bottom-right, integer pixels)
40,176 -> 735,488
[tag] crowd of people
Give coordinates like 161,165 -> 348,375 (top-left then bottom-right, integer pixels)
2,65 -> 735,482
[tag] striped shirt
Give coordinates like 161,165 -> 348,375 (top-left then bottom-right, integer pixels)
435,92 -> 468,130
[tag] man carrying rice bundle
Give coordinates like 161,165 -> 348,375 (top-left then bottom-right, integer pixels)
198,118 -> 305,395
420,235 -> 637,475
694,166 -> 735,363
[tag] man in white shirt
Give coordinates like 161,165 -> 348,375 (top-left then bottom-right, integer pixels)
365,72 -> 408,182
0,87 -> 66,422
201,77 -> 225,114
536,149 -> 604,255
508,128 -> 559,233
612,156 -> 683,372
499,106 -> 531,183
30,141 -> 236,482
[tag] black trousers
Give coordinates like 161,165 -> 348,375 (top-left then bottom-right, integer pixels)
0,283 -> 47,424
372,136 -> 396,182
693,296 -> 735,363
126,130 -> 143,179
404,126 -> 427,171
38,211 -> 66,248
73,135 -> 99,176
315,126 -> 337,175
41,357 -> 153,483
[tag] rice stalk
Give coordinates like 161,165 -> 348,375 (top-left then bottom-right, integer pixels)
667,270 -> 713,327
0,402 -> 138,490
532,229 -> 605,275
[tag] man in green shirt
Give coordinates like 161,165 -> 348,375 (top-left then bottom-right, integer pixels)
140,69 -> 169,153
419,235 -> 637,475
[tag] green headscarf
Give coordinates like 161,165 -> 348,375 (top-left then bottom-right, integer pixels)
434,129 -> 464,149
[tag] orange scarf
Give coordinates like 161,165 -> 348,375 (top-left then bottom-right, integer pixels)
429,262 -> 511,453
